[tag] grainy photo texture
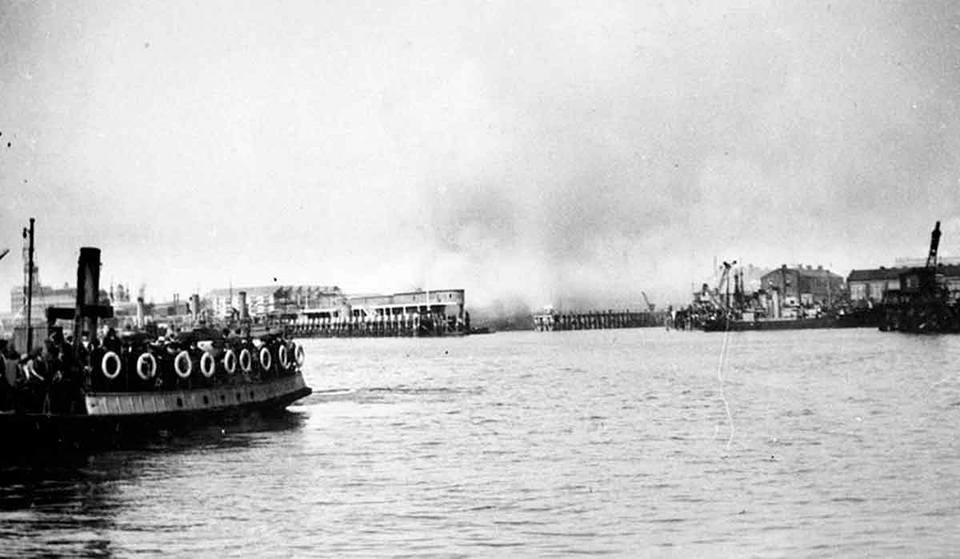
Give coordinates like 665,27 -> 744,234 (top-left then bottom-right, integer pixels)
1,1 -> 959,556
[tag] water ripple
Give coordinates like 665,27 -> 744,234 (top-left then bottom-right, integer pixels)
3,330 -> 960,555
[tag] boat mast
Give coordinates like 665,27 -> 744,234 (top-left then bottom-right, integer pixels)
25,217 -> 35,352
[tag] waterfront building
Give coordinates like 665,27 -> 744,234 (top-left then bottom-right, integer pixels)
848,265 -> 960,304
293,289 -> 465,322
289,289 -> 468,337
9,264 -> 107,326
342,289 -> 465,320
204,285 -> 465,327
759,265 -> 844,306
205,286 -> 343,320
847,268 -> 904,304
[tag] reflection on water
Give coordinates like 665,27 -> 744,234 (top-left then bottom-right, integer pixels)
0,411 -> 306,557
3,330 -> 960,556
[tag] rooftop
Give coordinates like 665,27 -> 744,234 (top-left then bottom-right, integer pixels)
761,266 -> 843,279
847,267 -> 905,281
848,264 -> 960,282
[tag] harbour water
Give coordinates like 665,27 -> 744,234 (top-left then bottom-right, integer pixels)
2,329 -> 959,556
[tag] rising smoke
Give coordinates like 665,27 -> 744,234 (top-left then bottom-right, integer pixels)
395,2 -> 960,313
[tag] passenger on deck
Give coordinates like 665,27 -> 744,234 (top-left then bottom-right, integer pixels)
103,328 -> 121,354
77,331 -> 91,363
0,342 -> 16,411
42,337 -> 61,378
20,348 -> 46,384
76,331 -> 96,389
41,338 -> 70,413
54,332 -> 81,412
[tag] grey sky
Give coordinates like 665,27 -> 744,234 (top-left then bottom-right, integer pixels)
2,1 -> 959,311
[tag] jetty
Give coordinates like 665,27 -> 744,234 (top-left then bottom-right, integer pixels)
532,309 -> 668,332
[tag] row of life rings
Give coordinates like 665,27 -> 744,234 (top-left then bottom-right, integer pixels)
100,343 -> 306,381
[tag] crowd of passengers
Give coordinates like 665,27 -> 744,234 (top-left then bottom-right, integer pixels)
0,326 -> 303,414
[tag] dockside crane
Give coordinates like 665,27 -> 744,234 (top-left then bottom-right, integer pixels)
926,220 -> 941,269
703,260 -> 737,313
917,220 -> 947,298
901,220 -> 948,302
641,291 -> 655,312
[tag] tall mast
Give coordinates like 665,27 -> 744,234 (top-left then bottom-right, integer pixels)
25,217 -> 35,352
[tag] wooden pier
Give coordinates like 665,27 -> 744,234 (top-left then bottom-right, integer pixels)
532,310 -> 668,332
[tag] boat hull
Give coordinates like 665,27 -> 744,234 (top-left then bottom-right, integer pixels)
0,373 -> 311,449
702,317 -> 840,332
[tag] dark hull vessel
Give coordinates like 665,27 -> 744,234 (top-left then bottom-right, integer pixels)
1,225 -> 312,449
701,316 -> 837,332
0,373 -> 311,448
0,374 -> 310,449
702,310 -> 878,332
878,297 -> 960,333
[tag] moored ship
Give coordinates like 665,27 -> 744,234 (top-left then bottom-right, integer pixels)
696,310 -> 876,331
679,260 -> 873,332
0,221 -> 311,448
700,314 -> 838,332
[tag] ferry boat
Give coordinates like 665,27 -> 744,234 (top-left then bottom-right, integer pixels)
0,221 -> 311,448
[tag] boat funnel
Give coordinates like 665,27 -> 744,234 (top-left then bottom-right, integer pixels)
75,247 -> 102,338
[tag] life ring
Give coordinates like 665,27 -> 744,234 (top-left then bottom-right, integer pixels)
259,346 -> 272,370
136,352 -> 157,380
223,349 -> 237,374
294,343 -> 305,366
200,352 -> 216,378
101,351 -> 122,380
174,351 -> 192,379
239,348 -> 252,373
278,344 -> 289,368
